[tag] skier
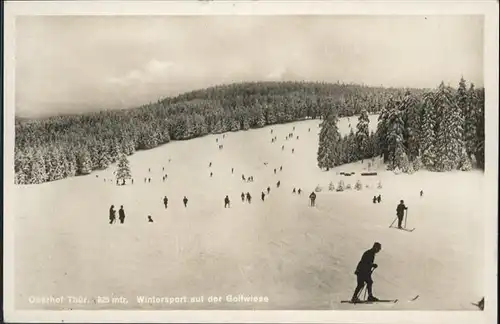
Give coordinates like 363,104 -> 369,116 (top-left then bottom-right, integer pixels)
162,167 -> 165,171
162,176 -> 165,182
149,168 -> 151,172
116,179 -> 119,185
274,168 -> 277,174
163,196 -> 168,209
309,192 -> 317,207
148,215 -> 154,223
183,196 -> 188,208
224,195 -> 230,208
232,168 -> 234,174
396,200 -> 408,229
308,128 -> 311,132
350,242 -> 382,303
282,145 -> 285,150
242,174 -> 246,181
293,188 -> 296,194
267,187 -> 271,194
277,180 -> 281,188
377,195 -> 381,203
280,166 -> 282,171
420,190 -> 424,197
373,196 -> 377,204
118,205 -> 126,224
271,129 -> 273,134
209,162 -> 212,167
293,126 -> 295,131
131,179 -> 134,185
148,178 -> 151,183
297,136 -> 299,140
109,205 -> 116,224
298,188 -> 302,195
216,138 -> 218,143
210,172 -> 213,177
246,192 -> 252,204
241,192 -> 245,202
292,148 -> 295,154
144,177 -> 147,183
261,192 -> 265,201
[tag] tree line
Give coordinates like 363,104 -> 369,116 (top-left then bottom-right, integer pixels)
317,77 -> 485,173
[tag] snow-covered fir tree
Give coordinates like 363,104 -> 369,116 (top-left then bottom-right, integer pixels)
464,83 -> 478,158
419,92 -> 437,169
76,150 -> 93,175
400,90 -> 422,161
116,155 -> 132,184
433,82 -> 465,171
317,113 -> 341,171
355,109 -> 370,161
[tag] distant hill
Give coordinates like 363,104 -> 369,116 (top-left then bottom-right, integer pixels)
12,81 -> 435,184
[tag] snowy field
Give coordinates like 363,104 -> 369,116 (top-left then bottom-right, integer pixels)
14,115 -> 485,310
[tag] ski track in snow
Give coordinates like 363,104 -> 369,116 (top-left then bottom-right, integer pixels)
14,115 -> 485,310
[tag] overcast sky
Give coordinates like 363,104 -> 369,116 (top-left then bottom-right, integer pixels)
15,15 -> 483,117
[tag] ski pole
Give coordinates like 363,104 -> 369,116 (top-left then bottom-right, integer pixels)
389,216 -> 398,228
404,208 -> 408,229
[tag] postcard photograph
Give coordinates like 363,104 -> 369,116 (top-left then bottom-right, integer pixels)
3,1 -> 498,323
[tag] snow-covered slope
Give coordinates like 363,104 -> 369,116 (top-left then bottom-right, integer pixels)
14,115 -> 485,310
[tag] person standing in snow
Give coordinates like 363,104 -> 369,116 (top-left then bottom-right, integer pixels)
298,188 -> 302,195
373,196 -> 377,204
396,200 -> 408,229
224,195 -> 230,208
274,168 -> 277,174
246,192 -> 252,204
163,196 -> 168,209
241,192 -> 245,202
210,172 -> 213,177
183,196 -> 188,208
109,205 -> 116,224
420,190 -> 424,197
276,181 -> 281,188
148,215 -> 154,223
293,188 -> 296,194
261,192 -> 265,201
232,168 -> 234,174
351,242 -> 382,303
280,166 -> 283,171
118,205 -> 126,224
267,186 -> 271,194
377,195 -> 381,203
309,192 -> 316,207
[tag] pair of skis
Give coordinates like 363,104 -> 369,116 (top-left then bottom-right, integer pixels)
341,295 -> 419,304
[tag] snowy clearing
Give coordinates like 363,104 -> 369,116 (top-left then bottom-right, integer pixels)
14,115 -> 484,310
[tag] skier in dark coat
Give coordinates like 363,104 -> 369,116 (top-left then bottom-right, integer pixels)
109,205 -> 116,224
224,195 -> 230,208
292,148 -> 295,154
232,168 -> 234,174
377,195 -> 381,203
351,242 -> 382,303
274,168 -> 277,174
148,215 -> 154,223
261,192 -> 265,201
276,181 -> 280,188
396,200 -> 408,229
420,190 -> 424,197
309,192 -> 317,207
280,166 -> 282,171
293,188 -> 296,194
241,192 -> 245,202
246,192 -> 252,203
242,174 -> 246,181
183,196 -> 188,208
118,205 -> 126,224
267,187 -> 271,194
298,188 -> 302,195
163,196 -> 168,209
282,145 -> 285,150
210,172 -> 213,177
209,162 -> 212,167
373,196 -> 377,204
